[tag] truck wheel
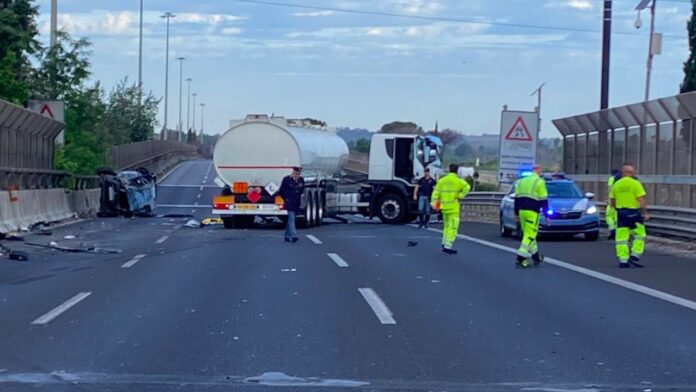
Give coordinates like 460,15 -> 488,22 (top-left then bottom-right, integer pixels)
377,194 -> 406,225
235,216 -> 255,228
315,192 -> 324,226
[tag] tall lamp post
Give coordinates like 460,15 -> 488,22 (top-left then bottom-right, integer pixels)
200,103 -> 206,138
185,78 -> 193,133
192,93 -> 198,134
176,56 -> 186,142
161,12 -> 175,139
600,0 -> 612,110
138,0 -> 144,93
635,0 -> 661,101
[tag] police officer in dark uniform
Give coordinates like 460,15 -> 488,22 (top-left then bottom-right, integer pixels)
278,166 -> 305,242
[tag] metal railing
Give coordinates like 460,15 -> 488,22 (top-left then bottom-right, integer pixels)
461,192 -> 696,241
0,167 -> 99,190
109,140 -> 198,170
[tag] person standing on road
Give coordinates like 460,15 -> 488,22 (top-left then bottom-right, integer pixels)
413,168 -> 436,229
609,163 -> 649,268
278,166 -> 305,243
514,165 -> 548,268
431,164 -> 471,254
606,169 -> 621,240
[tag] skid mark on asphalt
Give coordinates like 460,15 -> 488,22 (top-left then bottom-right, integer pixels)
426,227 -> 696,312
358,288 -> 396,325
327,253 -> 349,268
31,292 -> 92,325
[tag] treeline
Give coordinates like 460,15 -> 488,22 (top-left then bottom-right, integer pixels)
0,1 -> 159,174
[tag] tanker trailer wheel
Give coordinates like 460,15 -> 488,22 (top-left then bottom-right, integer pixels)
376,194 -> 406,225
307,193 -> 317,227
315,192 -> 324,226
223,217 -> 235,229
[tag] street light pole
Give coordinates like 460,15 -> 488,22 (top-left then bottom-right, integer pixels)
138,0 -> 143,93
531,83 -> 546,137
161,12 -> 175,140
192,93 -> 198,134
50,0 -> 58,48
600,0 -> 612,110
200,103 -> 206,137
186,78 -> 192,133
177,56 -> 186,142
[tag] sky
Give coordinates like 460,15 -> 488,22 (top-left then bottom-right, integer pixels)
33,0 -> 693,137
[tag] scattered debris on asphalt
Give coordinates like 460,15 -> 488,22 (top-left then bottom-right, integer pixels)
185,219 -> 202,228
157,213 -> 194,219
407,241 -> 418,247
9,251 -> 29,261
5,235 -> 24,242
25,241 -> 122,254
64,235 -> 76,240
201,218 -> 223,226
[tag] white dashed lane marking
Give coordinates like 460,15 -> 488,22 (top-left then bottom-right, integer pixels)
31,292 -> 92,325
306,235 -> 322,245
358,288 -> 396,325
327,253 -> 349,268
121,254 -> 146,269
155,235 -> 169,244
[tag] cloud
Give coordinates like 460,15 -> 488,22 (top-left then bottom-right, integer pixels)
221,27 -> 243,35
543,0 -> 594,10
174,13 -> 246,25
385,0 -> 443,14
291,11 -> 335,17
40,11 -> 137,36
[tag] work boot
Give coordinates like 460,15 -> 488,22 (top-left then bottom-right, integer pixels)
628,255 -> 644,268
516,256 -> 530,268
618,261 -> 630,269
608,230 -> 615,240
291,237 -> 299,243
284,238 -> 291,243
532,252 -> 544,266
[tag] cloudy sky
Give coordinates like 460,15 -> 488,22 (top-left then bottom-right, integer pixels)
34,0 -> 692,137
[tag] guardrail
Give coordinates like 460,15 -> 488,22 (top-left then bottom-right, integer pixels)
109,140 -> 198,170
461,192 -> 696,241
0,167 -> 99,190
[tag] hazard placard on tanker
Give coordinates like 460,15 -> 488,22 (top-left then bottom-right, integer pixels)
498,109 -> 539,184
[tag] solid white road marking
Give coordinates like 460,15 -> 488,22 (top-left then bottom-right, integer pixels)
31,292 -> 92,325
426,228 -> 696,312
199,186 -> 204,191
306,235 -> 322,245
121,254 -> 146,269
358,288 -> 396,325
197,194 -> 202,199
327,253 -> 349,268
155,235 -> 169,244
157,204 -> 211,208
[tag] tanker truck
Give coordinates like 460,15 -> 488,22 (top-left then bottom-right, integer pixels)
211,114 -> 444,228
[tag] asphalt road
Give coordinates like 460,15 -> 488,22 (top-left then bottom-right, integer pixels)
1,160 -> 696,391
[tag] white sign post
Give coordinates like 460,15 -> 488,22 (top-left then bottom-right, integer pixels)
27,100 -> 65,145
498,109 -> 539,184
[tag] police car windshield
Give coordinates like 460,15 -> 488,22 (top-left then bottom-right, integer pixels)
547,182 -> 584,198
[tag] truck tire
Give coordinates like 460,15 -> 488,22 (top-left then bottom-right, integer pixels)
315,192 -> 324,226
223,217 -> 235,229
307,193 -> 317,227
236,216 -> 255,228
376,194 -> 406,225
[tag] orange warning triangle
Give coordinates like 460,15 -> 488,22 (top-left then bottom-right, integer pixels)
40,104 -> 55,119
504,116 -> 533,141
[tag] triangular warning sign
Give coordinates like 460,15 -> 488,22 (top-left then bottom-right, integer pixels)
40,104 -> 55,119
504,116 -> 533,141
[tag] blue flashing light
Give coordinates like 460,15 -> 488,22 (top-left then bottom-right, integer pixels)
520,170 -> 533,178
546,209 -> 554,216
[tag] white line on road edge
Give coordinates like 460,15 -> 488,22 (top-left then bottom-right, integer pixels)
327,253 -> 349,268
157,204 -> 212,208
157,184 -> 218,189
306,235 -> 322,245
426,228 -> 696,312
155,235 -> 169,244
358,288 -> 396,325
121,254 -> 146,269
31,292 -> 92,325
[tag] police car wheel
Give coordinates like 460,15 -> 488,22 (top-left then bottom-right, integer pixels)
500,217 -> 513,237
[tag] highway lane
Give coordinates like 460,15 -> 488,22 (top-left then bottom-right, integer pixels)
1,160 -> 696,391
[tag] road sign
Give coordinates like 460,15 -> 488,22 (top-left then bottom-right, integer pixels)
498,109 -> 538,184
27,100 -> 65,145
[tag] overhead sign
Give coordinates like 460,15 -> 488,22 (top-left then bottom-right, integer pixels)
498,109 -> 538,184
27,100 -> 65,145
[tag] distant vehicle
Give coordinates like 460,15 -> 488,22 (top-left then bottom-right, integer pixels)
499,173 -> 600,241
211,114 -> 445,228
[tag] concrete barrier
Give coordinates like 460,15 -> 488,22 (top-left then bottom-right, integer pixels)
0,189 -> 77,234
67,189 -> 100,218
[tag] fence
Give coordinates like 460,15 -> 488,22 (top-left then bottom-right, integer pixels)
0,99 -> 63,170
108,140 -> 198,170
460,192 -> 696,241
552,91 -> 696,208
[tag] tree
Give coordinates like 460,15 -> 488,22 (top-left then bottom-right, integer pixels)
429,128 -> 462,157
0,0 -> 40,103
453,142 -> 474,159
682,0 -> 696,93
102,78 -> 160,144
379,121 -> 423,134
30,31 -> 92,100
355,138 -> 370,153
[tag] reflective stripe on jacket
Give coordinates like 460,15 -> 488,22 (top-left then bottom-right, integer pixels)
431,173 -> 471,213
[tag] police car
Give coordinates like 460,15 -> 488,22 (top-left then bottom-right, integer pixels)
499,173 -> 600,241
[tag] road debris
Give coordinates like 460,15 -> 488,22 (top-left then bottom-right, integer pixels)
64,235 -> 76,240
9,251 -> 29,261
185,219 -> 202,228
201,218 -> 223,226
25,241 -> 122,254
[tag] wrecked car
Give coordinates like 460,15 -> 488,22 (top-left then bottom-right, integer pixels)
98,167 -> 156,217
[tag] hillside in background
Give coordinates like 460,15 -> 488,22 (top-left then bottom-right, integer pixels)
337,127 -> 373,142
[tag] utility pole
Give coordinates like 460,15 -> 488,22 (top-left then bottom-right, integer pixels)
186,78 -> 192,133
531,83 -> 545,137
161,12 -> 175,140
177,56 -> 186,142
138,0 -> 144,93
600,0 -> 612,110
50,0 -> 58,48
